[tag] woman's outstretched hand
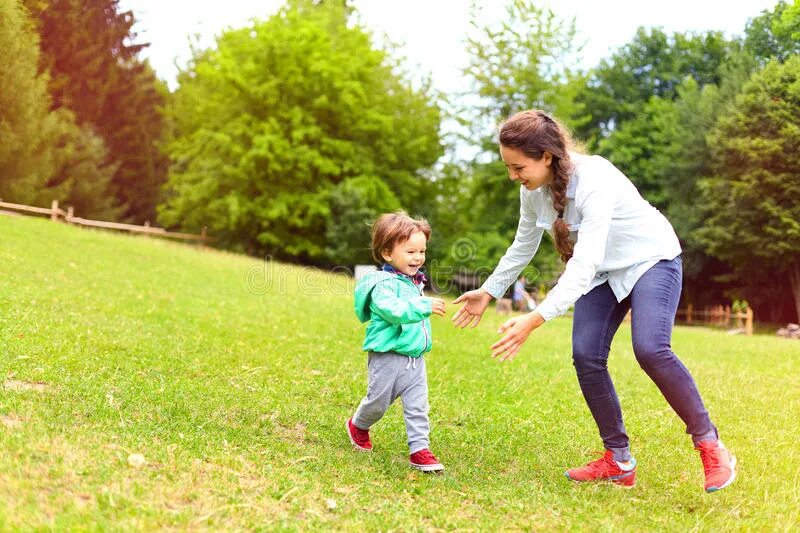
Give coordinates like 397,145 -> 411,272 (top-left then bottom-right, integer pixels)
452,289 -> 493,328
491,311 -> 545,361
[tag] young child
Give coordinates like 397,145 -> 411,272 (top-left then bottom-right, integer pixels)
346,212 -> 447,472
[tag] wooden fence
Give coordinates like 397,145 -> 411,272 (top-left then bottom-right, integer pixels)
676,304 -> 754,336
0,199 -> 212,243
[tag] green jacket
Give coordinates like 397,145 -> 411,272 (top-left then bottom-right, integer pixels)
354,270 -> 433,357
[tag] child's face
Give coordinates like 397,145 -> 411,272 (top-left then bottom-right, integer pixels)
382,231 -> 427,276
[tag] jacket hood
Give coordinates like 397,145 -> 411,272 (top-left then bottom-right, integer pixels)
354,270 -> 396,323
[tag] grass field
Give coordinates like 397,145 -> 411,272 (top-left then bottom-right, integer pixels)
1,214 -> 799,531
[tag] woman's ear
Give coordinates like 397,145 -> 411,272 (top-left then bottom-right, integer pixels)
543,152 -> 553,167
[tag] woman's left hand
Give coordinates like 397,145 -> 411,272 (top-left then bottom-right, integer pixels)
491,311 -> 545,361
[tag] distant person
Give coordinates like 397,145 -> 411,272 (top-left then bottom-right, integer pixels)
512,275 -> 536,311
346,212 -> 447,472
452,110 -> 736,492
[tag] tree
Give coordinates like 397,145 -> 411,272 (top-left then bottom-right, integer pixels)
745,0 -> 800,64
45,109 -> 120,220
595,45 -> 755,211
1,1 -> 119,218
23,0 -> 169,223
576,28 -> 739,147
159,1 -> 442,263
100,63 -> 170,222
697,56 -> 800,321
463,0 -> 586,144
595,95 -> 677,209
0,0 -> 56,204
325,176 -> 401,266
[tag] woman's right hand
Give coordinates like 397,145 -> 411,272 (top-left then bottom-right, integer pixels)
452,288 -> 493,328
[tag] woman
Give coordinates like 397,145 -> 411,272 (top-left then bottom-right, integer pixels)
452,109 -> 736,492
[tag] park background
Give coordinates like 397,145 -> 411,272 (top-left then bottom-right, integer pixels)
2,0 -> 800,529
2,0 -> 800,323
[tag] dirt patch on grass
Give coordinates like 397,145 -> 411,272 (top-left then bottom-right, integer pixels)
3,379 -> 48,392
0,414 -> 24,429
274,422 -> 307,443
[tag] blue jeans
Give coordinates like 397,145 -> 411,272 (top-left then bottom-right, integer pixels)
572,256 -> 718,462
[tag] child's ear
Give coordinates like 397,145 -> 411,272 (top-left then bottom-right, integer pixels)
381,249 -> 392,262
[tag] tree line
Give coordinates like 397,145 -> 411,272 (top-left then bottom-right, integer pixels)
1,0 -> 798,322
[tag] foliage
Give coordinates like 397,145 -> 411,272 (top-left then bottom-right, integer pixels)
744,0 -> 800,63
159,1 -> 442,263
698,55 -> 800,321
23,0 -> 169,223
732,299 -> 750,314
0,1 -> 119,219
0,0 -> 57,204
324,176 -> 401,266
576,28 -> 739,148
45,110 -> 120,220
463,0 -> 586,145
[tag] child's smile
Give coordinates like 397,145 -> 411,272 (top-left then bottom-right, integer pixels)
382,230 -> 427,277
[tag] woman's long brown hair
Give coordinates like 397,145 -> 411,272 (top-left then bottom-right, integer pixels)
499,110 -> 575,262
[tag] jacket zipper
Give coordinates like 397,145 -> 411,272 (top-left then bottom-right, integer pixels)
420,319 -> 429,356
417,281 -> 429,356
396,275 -> 430,358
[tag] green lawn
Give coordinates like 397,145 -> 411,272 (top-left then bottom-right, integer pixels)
1,214 -> 798,531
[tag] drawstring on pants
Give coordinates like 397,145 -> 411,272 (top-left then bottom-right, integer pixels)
405,356 -> 417,370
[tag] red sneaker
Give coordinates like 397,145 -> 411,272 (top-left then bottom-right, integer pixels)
565,450 -> 637,487
345,418 -> 372,451
696,440 -> 736,493
409,449 -> 444,472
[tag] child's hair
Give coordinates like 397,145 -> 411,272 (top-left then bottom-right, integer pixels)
371,211 -> 431,263
499,109 -> 576,263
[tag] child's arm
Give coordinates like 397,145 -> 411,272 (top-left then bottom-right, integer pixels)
369,282 -> 433,325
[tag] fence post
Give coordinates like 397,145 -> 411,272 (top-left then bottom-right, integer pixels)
724,305 -> 731,327
745,307 -> 753,336
67,206 -> 74,221
51,200 -> 59,221
687,303 -> 693,325
201,226 -> 208,245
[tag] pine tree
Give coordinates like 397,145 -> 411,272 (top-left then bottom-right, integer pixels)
0,0 -> 57,204
23,0 -> 168,223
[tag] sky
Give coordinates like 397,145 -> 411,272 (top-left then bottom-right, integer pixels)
120,0 -> 780,94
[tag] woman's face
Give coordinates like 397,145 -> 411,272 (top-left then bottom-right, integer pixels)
500,145 -> 554,191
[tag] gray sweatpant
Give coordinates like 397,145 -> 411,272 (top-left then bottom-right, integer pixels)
352,351 -> 430,454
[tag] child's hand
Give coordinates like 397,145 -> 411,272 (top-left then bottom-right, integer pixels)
429,297 -> 447,317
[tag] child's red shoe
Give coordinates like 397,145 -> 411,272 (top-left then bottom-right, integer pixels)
695,440 -> 737,493
345,417 -> 372,451
409,449 -> 444,472
565,450 -> 637,487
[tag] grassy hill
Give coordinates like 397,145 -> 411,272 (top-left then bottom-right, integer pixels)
1,214 -> 798,530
